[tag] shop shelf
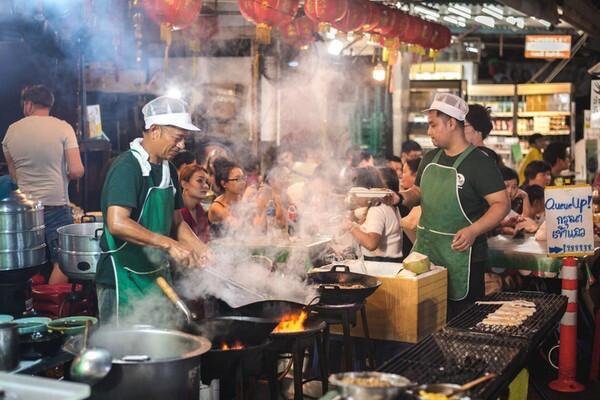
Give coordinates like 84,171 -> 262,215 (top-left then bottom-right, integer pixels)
517,111 -> 571,117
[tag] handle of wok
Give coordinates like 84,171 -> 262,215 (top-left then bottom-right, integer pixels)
330,265 -> 350,273
155,277 -> 196,324
459,373 -> 497,392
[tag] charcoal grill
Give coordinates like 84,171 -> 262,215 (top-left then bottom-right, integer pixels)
378,330 -> 528,400
446,291 -> 567,345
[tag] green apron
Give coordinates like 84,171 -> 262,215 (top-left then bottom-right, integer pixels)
413,145 -> 476,301
104,149 -> 175,323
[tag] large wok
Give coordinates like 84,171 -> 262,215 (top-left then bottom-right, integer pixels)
307,265 -> 382,305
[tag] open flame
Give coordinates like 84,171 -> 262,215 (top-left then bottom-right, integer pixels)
221,341 -> 244,351
273,310 -> 308,333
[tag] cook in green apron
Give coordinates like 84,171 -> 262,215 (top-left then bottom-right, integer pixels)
413,145 -> 476,301
104,149 -> 175,323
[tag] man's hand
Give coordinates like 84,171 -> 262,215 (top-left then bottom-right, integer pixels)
452,226 -> 477,252
165,239 -> 197,268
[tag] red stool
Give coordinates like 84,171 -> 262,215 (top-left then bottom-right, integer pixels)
32,284 -> 88,318
590,309 -> 600,381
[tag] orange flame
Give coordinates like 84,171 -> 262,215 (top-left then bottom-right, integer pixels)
221,341 -> 244,351
273,311 -> 308,333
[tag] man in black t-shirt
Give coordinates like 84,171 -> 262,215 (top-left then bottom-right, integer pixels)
390,93 -> 509,318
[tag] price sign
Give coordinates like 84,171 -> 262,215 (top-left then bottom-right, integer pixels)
591,81 -> 600,129
525,35 -> 571,59
545,185 -> 595,257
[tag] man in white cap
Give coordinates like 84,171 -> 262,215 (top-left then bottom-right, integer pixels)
95,96 -> 207,324
390,93 -> 509,317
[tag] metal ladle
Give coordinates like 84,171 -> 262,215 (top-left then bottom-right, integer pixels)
69,321 -> 112,385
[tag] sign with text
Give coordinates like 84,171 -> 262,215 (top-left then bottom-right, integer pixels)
525,35 -> 571,59
545,185 -> 595,257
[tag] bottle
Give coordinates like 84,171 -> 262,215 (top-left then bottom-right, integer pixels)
265,200 -> 276,237
287,204 -> 298,237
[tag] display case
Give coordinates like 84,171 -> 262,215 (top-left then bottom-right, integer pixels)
407,80 -> 467,150
516,83 -> 572,136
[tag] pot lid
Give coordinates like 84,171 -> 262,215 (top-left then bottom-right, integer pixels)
0,190 -> 43,213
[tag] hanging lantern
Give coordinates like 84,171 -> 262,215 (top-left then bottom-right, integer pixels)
304,0 -> 348,30
239,0 -> 257,23
251,0 -> 300,44
331,0 -> 366,34
415,20 -> 436,50
431,24 -> 451,50
361,1 -> 381,33
400,15 -> 423,44
279,16 -> 316,48
141,0 -> 203,30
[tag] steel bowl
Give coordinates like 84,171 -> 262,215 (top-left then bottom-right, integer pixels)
329,371 -> 412,400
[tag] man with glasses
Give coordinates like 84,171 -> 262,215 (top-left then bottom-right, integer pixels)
95,96 -> 208,325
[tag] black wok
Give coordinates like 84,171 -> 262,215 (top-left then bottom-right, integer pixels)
307,265 -> 382,305
229,300 -> 307,322
188,316 -> 277,345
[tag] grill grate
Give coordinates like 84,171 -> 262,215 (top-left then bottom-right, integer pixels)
446,291 -> 567,342
379,330 -> 528,399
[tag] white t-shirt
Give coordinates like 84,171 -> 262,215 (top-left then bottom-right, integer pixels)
360,204 -> 403,258
3,116 -> 79,205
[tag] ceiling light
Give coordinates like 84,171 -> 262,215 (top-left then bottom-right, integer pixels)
325,28 -> 337,40
448,6 -> 471,20
474,15 -> 495,28
482,5 -> 503,20
414,5 -> 440,20
288,60 -> 299,68
328,39 -> 344,56
466,46 -> 479,53
372,63 -> 386,82
443,15 -> 466,28
537,19 -> 551,28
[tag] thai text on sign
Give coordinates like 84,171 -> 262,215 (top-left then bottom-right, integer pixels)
525,35 -> 571,59
545,185 -> 595,257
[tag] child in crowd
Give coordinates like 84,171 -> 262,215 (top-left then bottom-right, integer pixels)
496,166 -> 531,235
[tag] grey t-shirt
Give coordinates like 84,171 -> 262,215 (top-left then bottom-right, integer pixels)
3,116 -> 79,205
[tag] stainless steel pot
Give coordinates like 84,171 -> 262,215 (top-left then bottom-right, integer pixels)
57,223 -> 103,280
0,322 -> 20,371
0,190 -> 46,271
65,327 -> 211,400
329,372 -> 412,400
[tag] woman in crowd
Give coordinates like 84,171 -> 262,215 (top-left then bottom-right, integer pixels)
179,164 -> 211,243
208,159 -> 248,237
346,167 -> 403,262
398,158 -> 422,250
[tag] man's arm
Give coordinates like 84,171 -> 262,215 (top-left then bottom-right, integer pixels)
3,151 -> 16,182
106,205 -> 195,266
65,148 -> 84,180
452,189 -> 510,251
386,185 -> 422,208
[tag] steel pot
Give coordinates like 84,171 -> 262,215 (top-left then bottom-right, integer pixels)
57,222 -> 103,280
65,327 -> 211,400
0,322 -> 20,371
0,190 -> 46,271
329,372 -> 412,400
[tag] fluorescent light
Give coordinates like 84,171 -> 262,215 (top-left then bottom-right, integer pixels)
448,6 -> 471,20
515,17 -> 525,29
484,4 -> 504,15
328,39 -> 344,56
482,5 -> 503,20
538,19 -> 551,28
288,60 -> 299,68
414,5 -> 440,19
474,15 -> 495,28
466,46 -> 479,53
372,63 -> 386,82
443,15 -> 466,28
325,28 -> 337,40
166,87 -> 182,99
452,4 -> 472,15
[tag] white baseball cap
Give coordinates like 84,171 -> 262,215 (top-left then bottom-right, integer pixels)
142,96 -> 200,131
423,93 -> 469,121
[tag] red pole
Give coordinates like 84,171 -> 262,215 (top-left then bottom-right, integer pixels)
549,256 -> 585,392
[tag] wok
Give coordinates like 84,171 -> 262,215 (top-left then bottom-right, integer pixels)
19,330 -> 63,360
229,300 -> 307,322
308,265 -> 382,305
189,316 -> 278,346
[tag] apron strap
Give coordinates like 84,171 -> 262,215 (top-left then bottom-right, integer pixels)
431,148 -> 444,164
451,145 -> 476,169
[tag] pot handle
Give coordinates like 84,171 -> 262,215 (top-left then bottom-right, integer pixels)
304,295 -> 321,310
94,228 -> 104,240
330,264 -> 350,273
81,214 -> 97,223
320,284 -> 340,291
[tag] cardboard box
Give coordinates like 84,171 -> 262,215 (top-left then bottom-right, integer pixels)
330,266 -> 447,343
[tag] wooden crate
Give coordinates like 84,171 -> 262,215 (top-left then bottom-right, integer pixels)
330,267 -> 447,343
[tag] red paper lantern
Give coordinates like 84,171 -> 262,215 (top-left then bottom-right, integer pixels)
239,0 -> 256,23
304,0 -> 348,24
400,15 -> 423,44
142,0 -> 203,30
361,1 -> 381,33
279,16 -> 316,48
415,20 -> 436,49
431,25 -> 451,49
252,0 -> 300,43
383,11 -> 410,38
374,7 -> 397,36
331,0 -> 366,33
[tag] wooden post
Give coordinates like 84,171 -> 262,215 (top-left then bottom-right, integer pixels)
250,40 -> 261,156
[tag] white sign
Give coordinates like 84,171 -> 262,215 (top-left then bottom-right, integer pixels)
545,185 -> 595,257
592,81 -> 600,129
86,105 -> 103,139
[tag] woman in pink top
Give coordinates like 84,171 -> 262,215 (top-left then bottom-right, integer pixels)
179,164 -> 211,242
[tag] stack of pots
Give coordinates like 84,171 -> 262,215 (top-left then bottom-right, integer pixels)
0,190 -> 46,276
